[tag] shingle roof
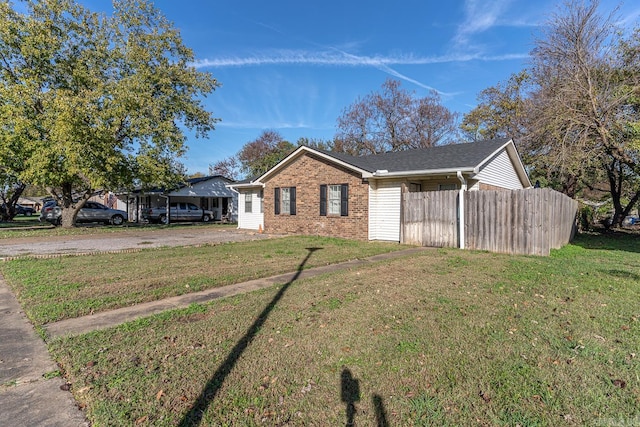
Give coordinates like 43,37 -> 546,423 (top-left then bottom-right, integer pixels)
131,175 -> 234,194
318,138 -> 512,173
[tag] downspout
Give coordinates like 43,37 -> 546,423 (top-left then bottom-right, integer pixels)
456,171 -> 467,249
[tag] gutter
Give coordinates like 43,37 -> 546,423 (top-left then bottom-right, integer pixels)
457,171 -> 467,250
371,167 -> 475,178
226,182 -> 266,189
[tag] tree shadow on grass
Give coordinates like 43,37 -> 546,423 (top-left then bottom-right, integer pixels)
179,247 -> 323,427
572,231 -> 640,254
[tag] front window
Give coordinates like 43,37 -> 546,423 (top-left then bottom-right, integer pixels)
439,183 -> 457,191
245,193 -> 252,213
320,184 -> 348,216
281,187 -> 290,214
329,185 -> 341,215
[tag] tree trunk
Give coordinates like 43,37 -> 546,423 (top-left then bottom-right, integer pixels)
59,206 -> 80,228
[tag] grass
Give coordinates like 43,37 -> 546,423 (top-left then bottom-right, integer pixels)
0,236 -> 405,325
0,215 -> 51,230
5,232 -> 640,425
0,220 -> 236,239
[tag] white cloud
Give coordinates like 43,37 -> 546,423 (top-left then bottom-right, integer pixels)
191,49 -> 527,98
616,7 -> 640,28
454,0 -> 513,47
191,50 -> 528,69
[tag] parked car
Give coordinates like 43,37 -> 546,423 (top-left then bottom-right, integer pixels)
39,200 -> 58,223
1,203 -> 35,217
42,201 -> 128,226
143,202 -> 213,224
16,204 -> 36,216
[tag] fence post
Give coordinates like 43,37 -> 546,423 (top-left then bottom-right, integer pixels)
457,171 -> 466,249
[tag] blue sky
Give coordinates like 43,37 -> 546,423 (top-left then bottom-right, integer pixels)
84,0 -> 639,174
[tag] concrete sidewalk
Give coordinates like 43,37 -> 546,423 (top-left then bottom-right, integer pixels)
0,278 -> 89,426
0,246 -> 427,425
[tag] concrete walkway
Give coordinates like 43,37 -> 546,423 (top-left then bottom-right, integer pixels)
0,246 -> 427,426
0,277 -> 89,426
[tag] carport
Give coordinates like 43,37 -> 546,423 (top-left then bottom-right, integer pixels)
123,175 -> 238,223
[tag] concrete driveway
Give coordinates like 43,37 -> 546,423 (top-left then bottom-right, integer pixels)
0,226 -> 272,259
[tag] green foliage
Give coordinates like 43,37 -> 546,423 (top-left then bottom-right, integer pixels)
237,130 -> 294,178
0,0 -> 219,225
212,130 -> 295,180
460,70 -> 532,143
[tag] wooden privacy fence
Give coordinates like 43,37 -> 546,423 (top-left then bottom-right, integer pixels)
402,188 -> 578,256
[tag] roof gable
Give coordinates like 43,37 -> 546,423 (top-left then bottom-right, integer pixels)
256,145 -> 373,182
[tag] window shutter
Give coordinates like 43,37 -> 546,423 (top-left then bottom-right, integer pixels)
340,184 -> 349,216
319,185 -> 327,216
274,188 -> 280,215
290,187 -> 296,215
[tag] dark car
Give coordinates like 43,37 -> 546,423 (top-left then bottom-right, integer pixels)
42,201 -> 128,226
1,203 -> 35,217
16,204 -> 36,216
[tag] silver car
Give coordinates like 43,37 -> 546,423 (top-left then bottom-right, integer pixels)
45,201 -> 128,226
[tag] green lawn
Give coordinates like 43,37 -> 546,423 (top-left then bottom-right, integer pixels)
0,220 -> 236,239
4,233 -> 640,426
0,236 -> 405,325
0,215 -> 51,230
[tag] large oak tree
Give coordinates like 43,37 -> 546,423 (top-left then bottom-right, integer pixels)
0,0 -> 219,226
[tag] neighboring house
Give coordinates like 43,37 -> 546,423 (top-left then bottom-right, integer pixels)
228,138 -> 531,242
124,175 -> 238,223
17,197 -> 42,211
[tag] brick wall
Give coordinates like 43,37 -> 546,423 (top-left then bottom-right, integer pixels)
263,152 -> 369,240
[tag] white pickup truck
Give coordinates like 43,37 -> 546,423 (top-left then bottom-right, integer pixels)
143,202 -> 214,224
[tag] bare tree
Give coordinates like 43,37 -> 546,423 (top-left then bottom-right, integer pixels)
408,90 -> 459,148
529,0 -> 640,220
335,79 -> 458,155
209,157 -> 240,181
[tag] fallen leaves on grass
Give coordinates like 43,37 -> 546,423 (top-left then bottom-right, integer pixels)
479,390 -> 491,403
611,379 -> 626,389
